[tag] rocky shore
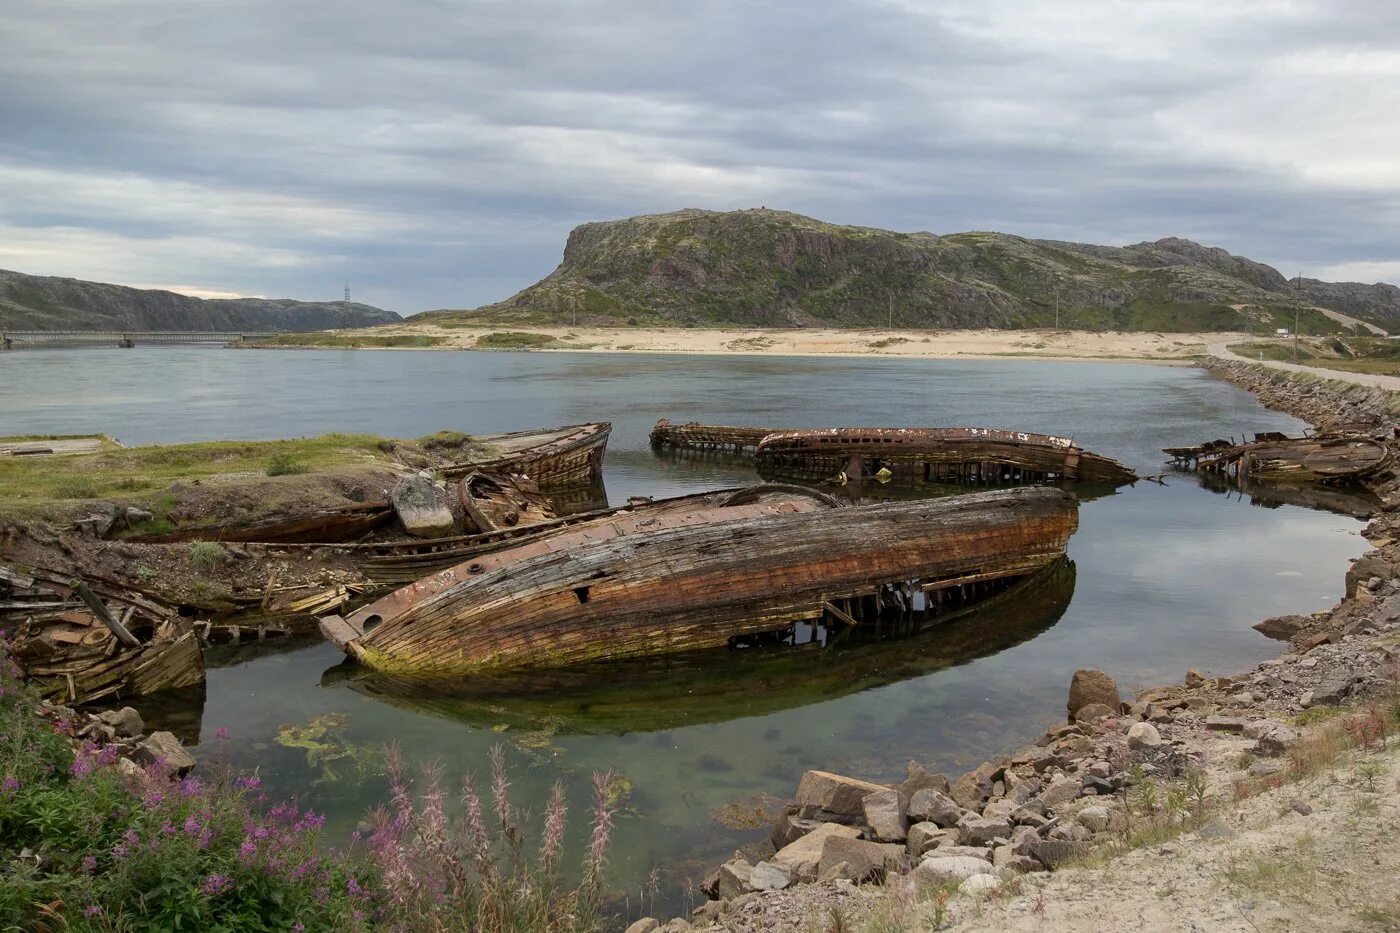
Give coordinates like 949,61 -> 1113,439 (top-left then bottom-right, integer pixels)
628,361 -> 1400,933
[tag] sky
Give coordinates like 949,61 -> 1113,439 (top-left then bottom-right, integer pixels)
2,0 -> 1399,314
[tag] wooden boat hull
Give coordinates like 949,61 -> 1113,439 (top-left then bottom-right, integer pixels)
755,427 -> 1136,485
324,557 -> 1076,735
320,486 -> 1078,676
128,502 -> 393,544
649,418 -> 773,453
1165,433 -> 1389,484
443,422 -> 610,488
458,472 -> 556,532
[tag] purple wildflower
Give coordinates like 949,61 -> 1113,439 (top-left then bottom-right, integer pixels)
238,838 -> 257,861
69,756 -> 93,779
81,855 -> 97,873
111,843 -> 128,861
123,829 -> 138,845
180,777 -> 203,796
347,876 -> 364,897
0,776 -> 18,795
293,925 -> 304,932
200,873 -> 232,896
84,905 -> 102,917
215,726 -> 231,741
183,815 -> 201,835
234,774 -> 261,790
96,745 -> 120,767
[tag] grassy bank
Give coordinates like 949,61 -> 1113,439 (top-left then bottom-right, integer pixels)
1229,336 -> 1400,375
257,334 -> 448,349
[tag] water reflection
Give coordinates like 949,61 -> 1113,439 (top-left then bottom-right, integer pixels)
1186,470 -> 1381,519
321,558 -> 1075,736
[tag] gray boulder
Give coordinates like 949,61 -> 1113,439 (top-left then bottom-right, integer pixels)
391,474 -> 456,538
907,788 -> 964,827
793,770 -> 888,822
133,731 -> 195,774
97,706 -> 144,738
1067,669 -> 1121,719
1253,615 -> 1309,641
862,789 -> 908,842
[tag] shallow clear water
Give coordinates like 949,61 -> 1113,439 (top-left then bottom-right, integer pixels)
0,347 -> 1369,919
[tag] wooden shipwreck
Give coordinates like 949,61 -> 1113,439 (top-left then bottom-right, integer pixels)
1,565 -> 204,705
459,472 -> 556,532
650,419 -> 1136,486
442,422 -> 610,487
320,486 -> 1079,677
1164,430 -> 1390,484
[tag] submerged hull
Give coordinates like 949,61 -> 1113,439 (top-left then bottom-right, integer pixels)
321,486 -> 1078,676
1165,432 -> 1389,484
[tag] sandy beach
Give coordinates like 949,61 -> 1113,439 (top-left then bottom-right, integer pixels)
337,323 -> 1253,362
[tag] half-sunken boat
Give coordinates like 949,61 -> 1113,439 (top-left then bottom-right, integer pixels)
320,486 -> 1078,677
649,419 -> 774,453
459,472 -> 556,532
442,422 -> 610,487
1164,431 -> 1389,484
1,565 -> 205,705
754,427 -> 1136,485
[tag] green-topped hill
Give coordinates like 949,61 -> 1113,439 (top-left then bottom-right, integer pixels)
412,209 -> 1400,334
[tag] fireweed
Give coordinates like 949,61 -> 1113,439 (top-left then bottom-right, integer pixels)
0,635 -> 615,932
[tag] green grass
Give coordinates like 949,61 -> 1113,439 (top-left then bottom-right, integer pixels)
187,541 -> 228,570
474,331 -> 558,349
0,433 -> 399,503
1230,337 -> 1400,375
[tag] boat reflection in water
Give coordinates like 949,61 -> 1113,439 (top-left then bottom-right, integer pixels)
319,557 -> 1076,736
1187,469 -> 1381,520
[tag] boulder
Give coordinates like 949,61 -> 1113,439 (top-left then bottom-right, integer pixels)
960,873 -> 1001,895
913,856 -> 992,885
748,860 -> 791,892
97,706 -> 144,738
862,789 -> 908,842
793,770 -> 888,822
1184,669 -> 1206,688
770,822 -> 861,882
1256,725 -> 1301,757
132,731 -> 195,774
907,789 -> 964,827
625,921 -> 660,933
1009,826 -> 1040,856
1040,776 -> 1081,809
981,797 -> 1018,821
1253,615 -> 1309,641
714,859 -> 754,900
1243,719 -> 1287,741
1067,669 -> 1121,720
1076,805 -> 1111,833
769,811 -> 824,850
818,836 -> 902,884
1308,672 -> 1358,707
899,761 -> 951,799
115,757 -> 144,781
75,512 -> 116,538
929,845 -> 992,861
125,506 -> 154,526
1073,702 -> 1117,723
906,822 -> 951,857
1204,716 -> 1247,733
1126,722 -> 1162,750
1032,839 -> 1090,868
1197,819 -> 1234,840
957,817 -> 1013,847
950,760 -> 1002,810
391,474 -> 456,538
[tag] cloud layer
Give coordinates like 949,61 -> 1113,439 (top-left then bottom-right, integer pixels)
2,0 -> 1398,312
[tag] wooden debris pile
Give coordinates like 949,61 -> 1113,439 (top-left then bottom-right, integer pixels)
1,565 -> 205,705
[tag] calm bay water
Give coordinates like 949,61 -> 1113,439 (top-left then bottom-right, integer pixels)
0,347 -> 1369,919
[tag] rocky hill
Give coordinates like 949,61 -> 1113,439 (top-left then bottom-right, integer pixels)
414,209 -> 1399,334
0,269 -> 399,332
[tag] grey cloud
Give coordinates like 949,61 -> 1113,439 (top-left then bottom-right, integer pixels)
1,0 -> 1398,310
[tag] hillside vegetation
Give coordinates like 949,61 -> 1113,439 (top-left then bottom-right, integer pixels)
414,209 -> 1400,334
0,269 -> 399,332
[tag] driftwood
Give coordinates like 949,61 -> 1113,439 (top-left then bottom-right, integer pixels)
321,486 -> 1078,677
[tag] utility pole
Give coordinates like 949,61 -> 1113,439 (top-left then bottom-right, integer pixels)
573,294 -> 579,328
888,293 -> 894,331
1293,271 -> 1301,361
343,283 -> 350,303
1054,280 -> 1060,330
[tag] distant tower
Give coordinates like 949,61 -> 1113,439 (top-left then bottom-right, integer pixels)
344,283 -> 351,302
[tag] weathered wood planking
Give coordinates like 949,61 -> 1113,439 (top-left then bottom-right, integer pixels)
442,422 -> 610,487
322,486 -> 1078,677
649,419 -> 775,452
1164,431 -> 1389,484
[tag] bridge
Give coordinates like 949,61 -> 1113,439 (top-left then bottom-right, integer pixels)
1,331 -> 277,350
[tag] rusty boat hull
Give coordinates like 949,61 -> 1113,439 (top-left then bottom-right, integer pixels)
754,427 -> 1136,485
320,486 -> 1079,677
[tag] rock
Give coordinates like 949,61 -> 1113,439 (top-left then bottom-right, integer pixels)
691,902 -> 724,924
1308,672 -> 1358,706
132,731 -> 195,774
1040,776 -> 1081,809
1184,669 -> 1206,688
793,770 -> 888,822
1290,800 -> 1313,816
1256,725 -> 1301,757
1126,722 -> 1162,749
1002,854 -> 1045,874
899,761 -> 951,799
960,873 -> 1001,895
97,706 -> 144,738
769,811 -> 824,850
930,845 -> 992,861
817,836 -> 902,884
1076,805 -> 1111,833
75,512 -> 116,538
390,474 -> 456,538
125,506 -> 154,525
1204,715 -> 1247,733
1253,614 -> 1309,641
1010,826 -> 1040,856
657,921 -> 691,933
907,789 -> 964,827
626,921 -> 661,933
950,760 -> 1002,810
77,721 -> 116,742
1073,702 -> 1117,723
770,822 -> 862,882
1032,839 -> 1089,868
714,859 -> 754,900
1243,719 -> 1287,740
861,789 -> 908,842
748,860 -> 791,891
1067,669 -> 1121,720
115,757 -> 143,781
1247,760 -> 1282,778
981,797 -> 1019,821
913,856 -> 993,885
1087,761 -> 1112,779
906,822 -> 951,857
957,817 -> 1013,847
1197,819 -> 1235,840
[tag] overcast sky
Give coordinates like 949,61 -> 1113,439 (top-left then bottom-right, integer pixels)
2,1 -> 1399,313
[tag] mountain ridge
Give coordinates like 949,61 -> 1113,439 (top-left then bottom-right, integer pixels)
413,209 -> 1400,334
0,269 -> 400,332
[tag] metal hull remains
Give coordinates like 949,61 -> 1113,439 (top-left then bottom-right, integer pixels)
320,486 -> 1078,677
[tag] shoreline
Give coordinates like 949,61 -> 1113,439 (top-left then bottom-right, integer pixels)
635,360 -> 1400,932
243,325 -> 1245,366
